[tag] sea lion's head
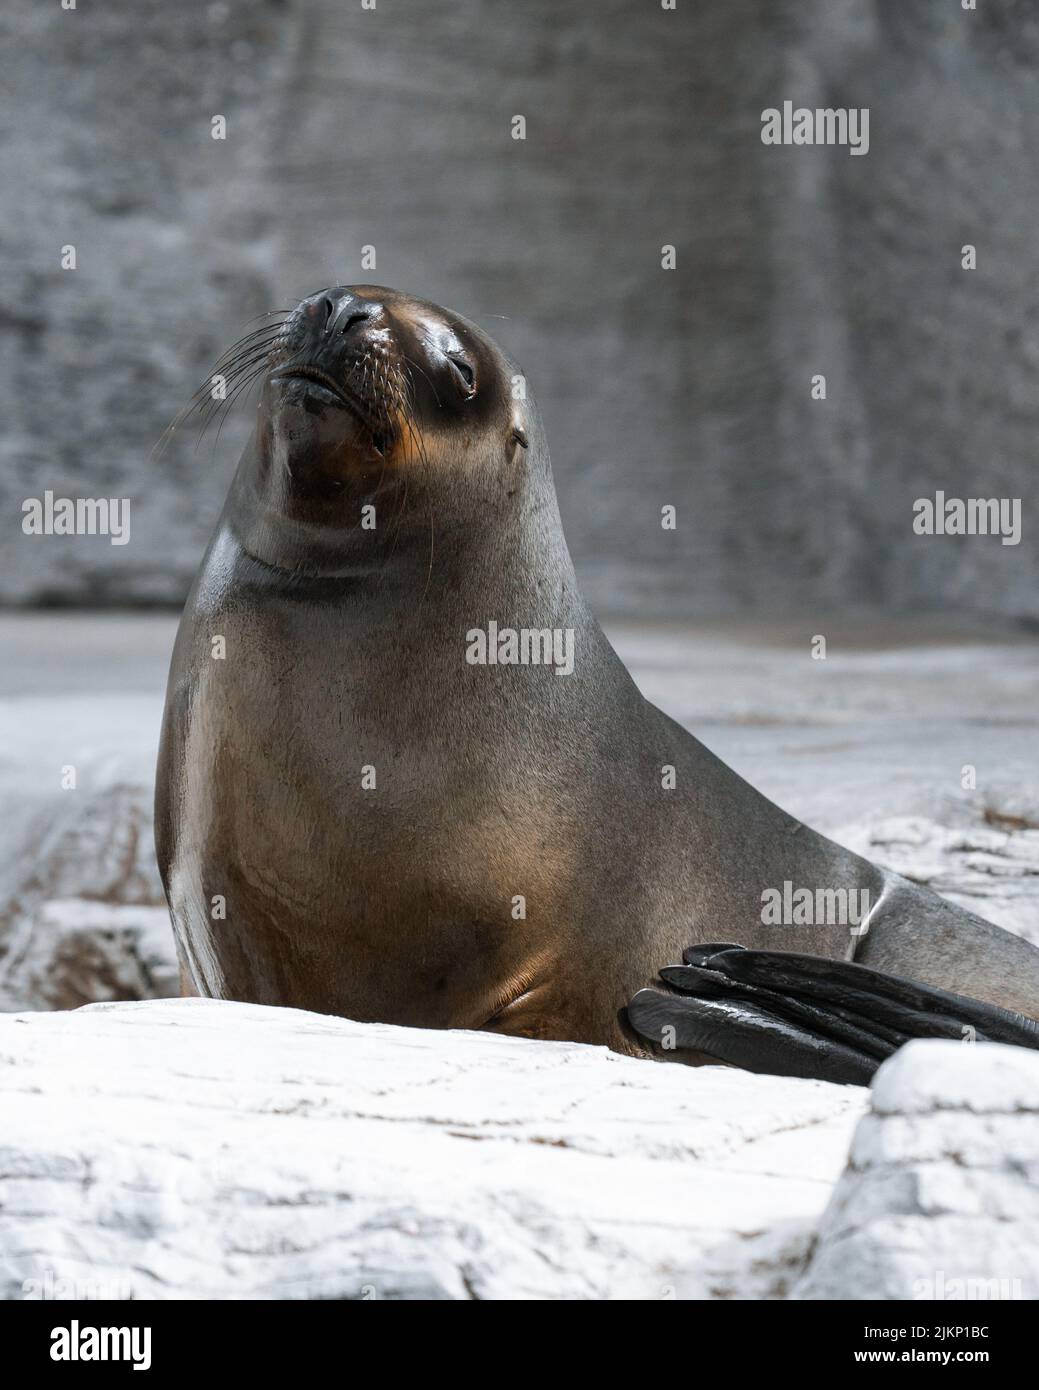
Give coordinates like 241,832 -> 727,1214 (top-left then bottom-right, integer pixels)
212,285 -> 556,582
261,285 -> 527,484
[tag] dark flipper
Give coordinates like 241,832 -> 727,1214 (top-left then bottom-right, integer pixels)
627,944 -> 1039,1085
626,985 -> 878,1084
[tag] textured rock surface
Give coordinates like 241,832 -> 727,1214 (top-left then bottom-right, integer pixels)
3,1004 -> 1034,1300
795,1040 -> 1039,1301
1,899 -> 177,1012
0,615 -> 173,1011
2,1 -> 1038,618
0,997 -> 866,1300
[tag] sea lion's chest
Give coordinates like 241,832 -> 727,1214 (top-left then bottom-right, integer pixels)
187,593 -> 488,897
169,581 -> 575,1021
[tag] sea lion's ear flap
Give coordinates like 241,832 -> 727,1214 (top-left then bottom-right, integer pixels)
511,426 -> 528,449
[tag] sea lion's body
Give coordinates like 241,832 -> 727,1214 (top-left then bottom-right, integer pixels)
156,285 -> 1039,1063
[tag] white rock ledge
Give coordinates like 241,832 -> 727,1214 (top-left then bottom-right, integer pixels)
0,1001 -> 1034,1301
0,998 -> 863,1301
794,1041 -> 1039,1301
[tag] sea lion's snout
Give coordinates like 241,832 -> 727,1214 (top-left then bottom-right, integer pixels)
263,287 -> 408,471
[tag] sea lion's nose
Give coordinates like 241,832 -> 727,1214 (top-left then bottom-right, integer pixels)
304,291 -> 376,340
328,298 -> 372,339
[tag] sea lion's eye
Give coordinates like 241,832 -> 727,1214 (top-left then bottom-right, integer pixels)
447,356 -> 476,395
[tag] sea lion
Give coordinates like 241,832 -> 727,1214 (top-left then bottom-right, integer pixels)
155,284 -> 1039,1083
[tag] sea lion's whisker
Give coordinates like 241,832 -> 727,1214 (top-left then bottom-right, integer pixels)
209,331 -> 288,372
207,372 -> 267,453
237,308 -> 293,327
153,309 -> 296,462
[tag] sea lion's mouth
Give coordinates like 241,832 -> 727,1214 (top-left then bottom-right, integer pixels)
270,365 -> 374,425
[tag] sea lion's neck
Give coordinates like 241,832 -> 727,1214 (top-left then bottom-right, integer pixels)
223,430 -> 588,631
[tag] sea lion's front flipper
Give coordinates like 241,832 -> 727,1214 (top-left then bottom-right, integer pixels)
626,985 -> 879,1084
626,945 -> 1039,1085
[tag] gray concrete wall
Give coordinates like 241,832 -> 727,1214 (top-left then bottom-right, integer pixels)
1,0 -> 1036,620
